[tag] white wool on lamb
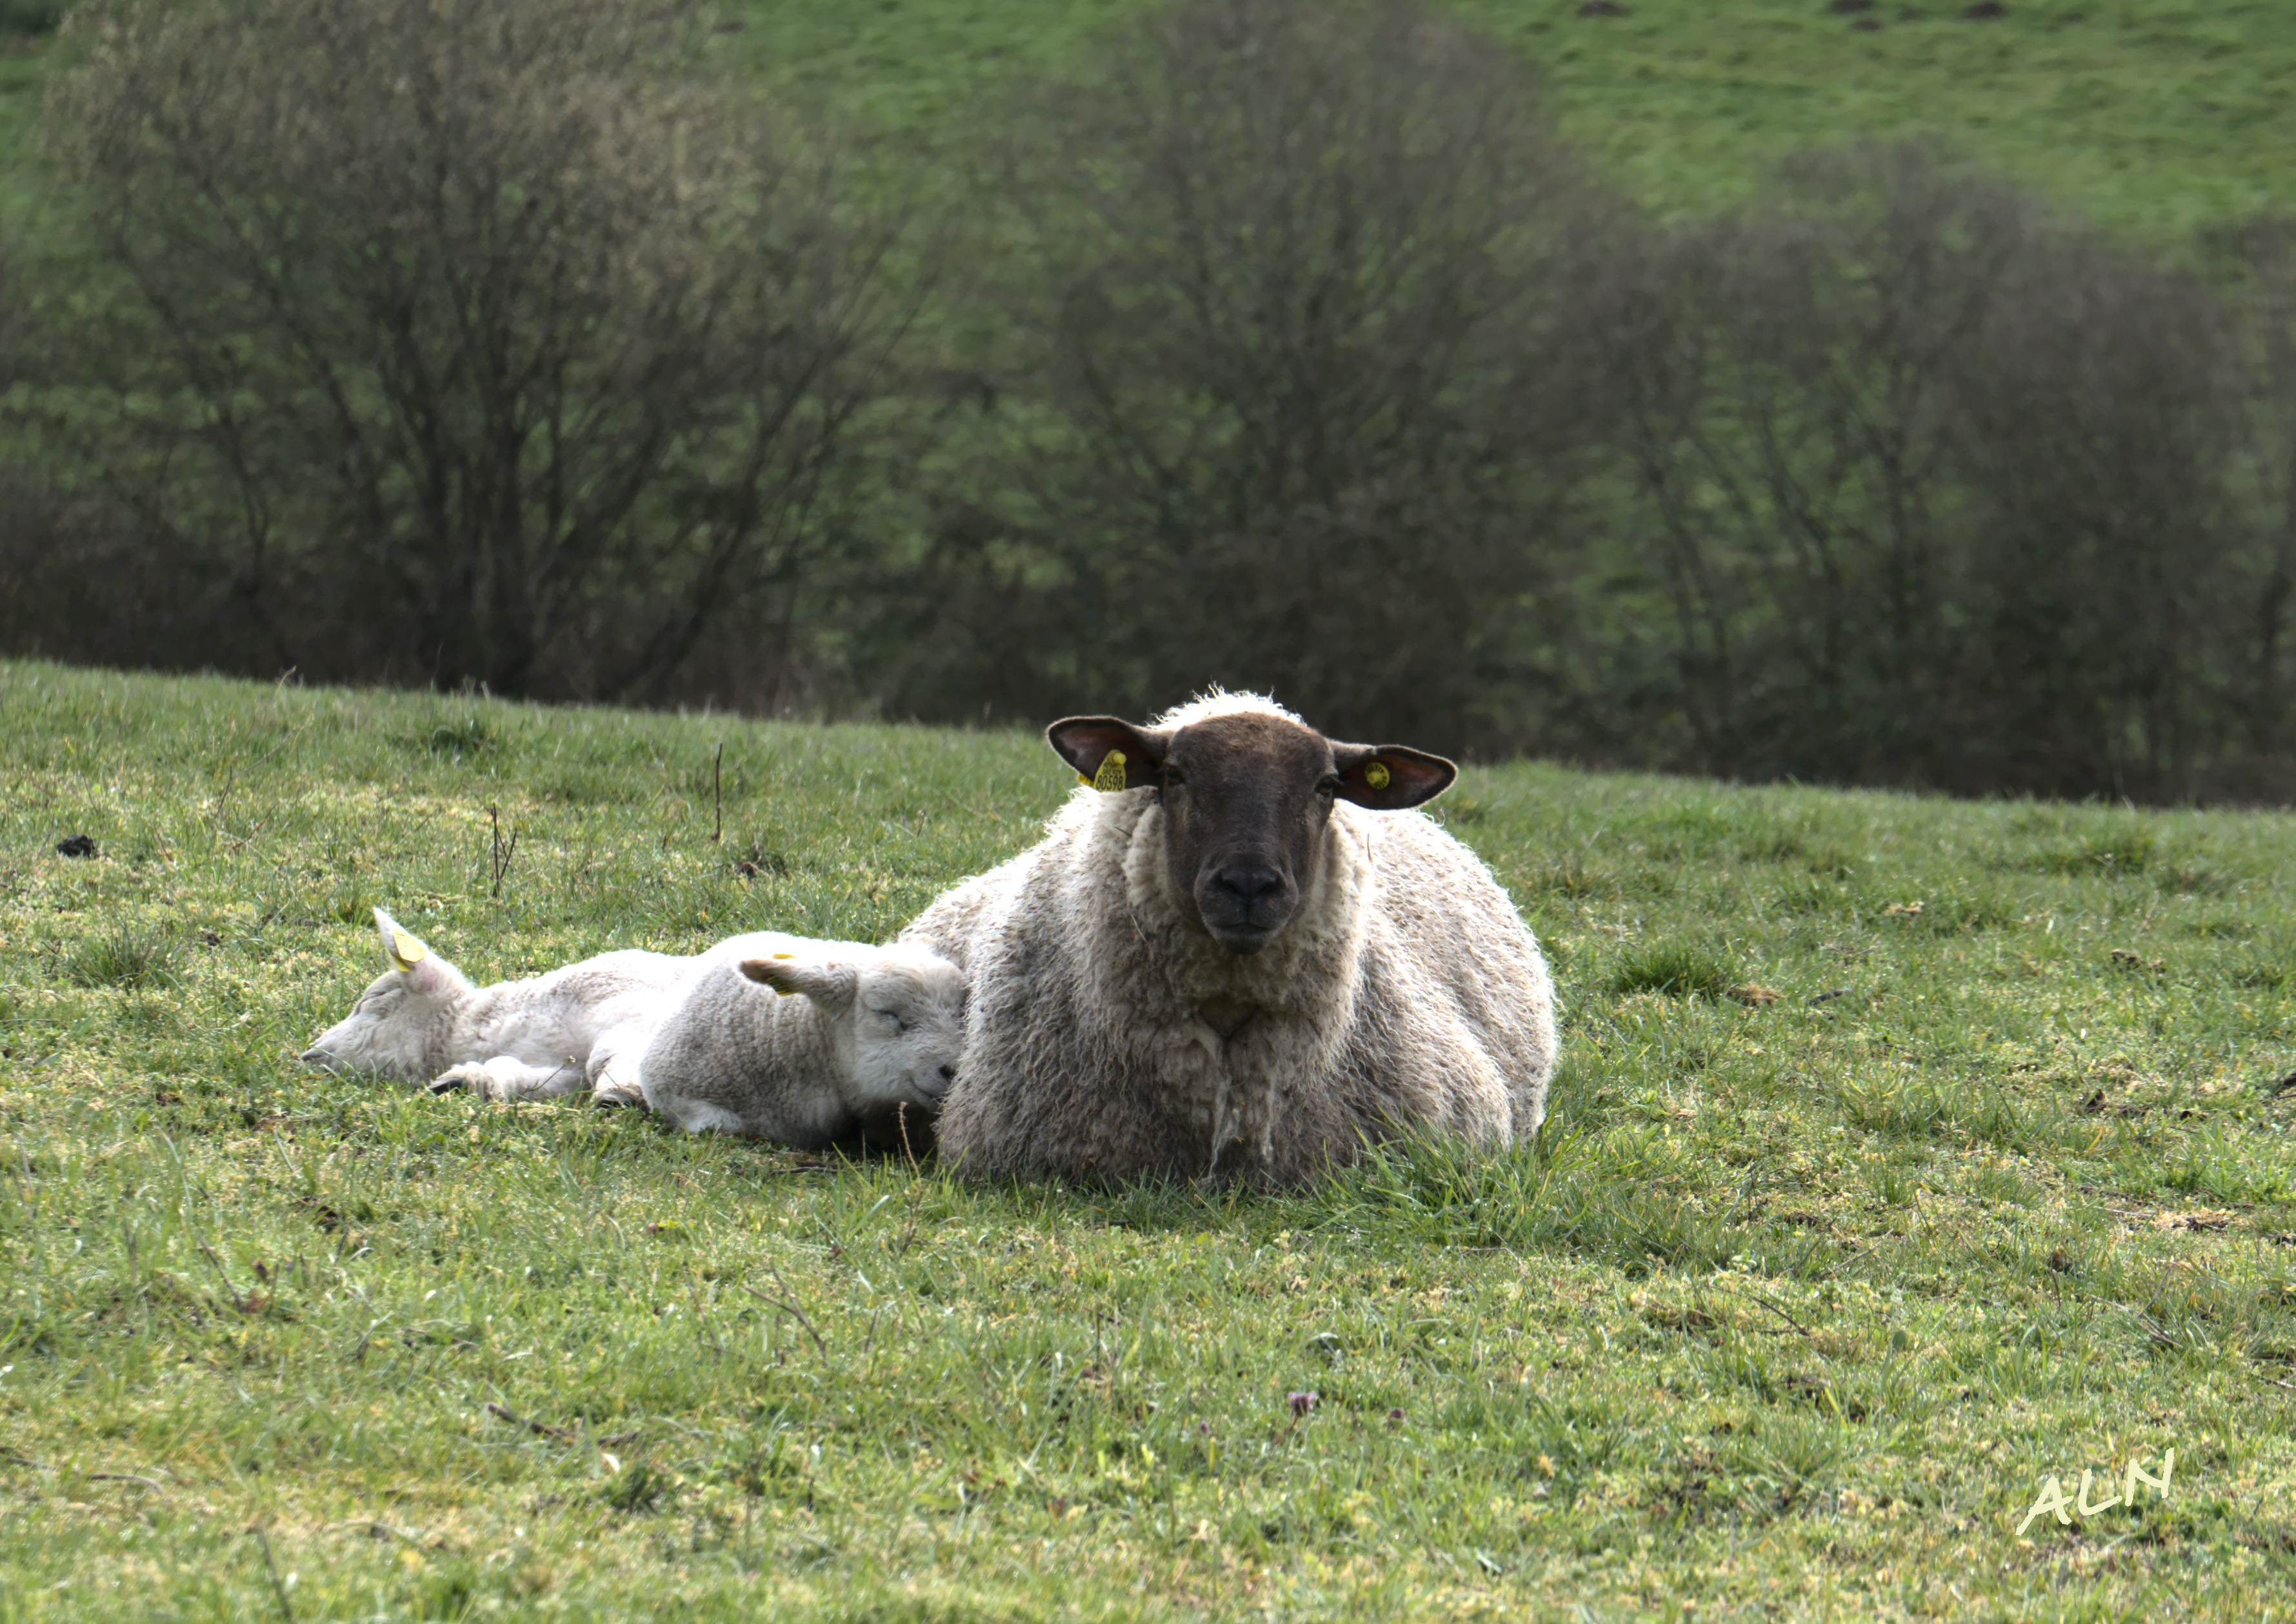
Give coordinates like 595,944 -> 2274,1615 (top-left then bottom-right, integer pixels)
302,910 -> 966,1147
631,932 -> 964,1145
301,908 -> 686,1101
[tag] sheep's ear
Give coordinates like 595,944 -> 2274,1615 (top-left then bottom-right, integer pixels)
739,955 -> 858,1011
1332,744 -> 1456,810
372,907 -> 459,995
1046,717 -> 1168,790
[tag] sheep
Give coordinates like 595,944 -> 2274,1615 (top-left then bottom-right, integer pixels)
899,690 -> 1557,1189
300,908 -> 688,1102
302,911 -> 968,1147
629,932 -> 966,1147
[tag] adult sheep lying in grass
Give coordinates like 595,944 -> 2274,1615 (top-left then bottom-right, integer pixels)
301,909 -> 964,1147
899,691 -> 1557,1188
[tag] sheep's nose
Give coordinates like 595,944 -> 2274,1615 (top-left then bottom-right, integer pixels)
299,1047 -> 327,1066
937,1064 -> 957,1083
1213,863 -> 1284,903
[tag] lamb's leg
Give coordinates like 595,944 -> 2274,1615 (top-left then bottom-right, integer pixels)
428,1056 -> 585,1101
584,1018 -> 655,1109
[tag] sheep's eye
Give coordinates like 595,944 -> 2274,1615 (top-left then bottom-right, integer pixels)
875,1008 -> 905,1032
1317,776 -> 1341,798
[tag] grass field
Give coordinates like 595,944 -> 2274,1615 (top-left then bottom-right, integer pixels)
4,659 -> 2296,1618
4,1 -> 2296,237
724,0 -> 2296,235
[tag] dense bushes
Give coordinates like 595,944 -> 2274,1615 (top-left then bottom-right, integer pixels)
867,0 -> 1607,757
1577,143 -> 2246,797
26,0 -> 912,702
8,0 -> 2296,801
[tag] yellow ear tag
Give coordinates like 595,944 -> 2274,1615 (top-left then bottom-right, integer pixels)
388,927 -> 427,969
1364,761 -> 1392,790
1092,749 -> 1128,793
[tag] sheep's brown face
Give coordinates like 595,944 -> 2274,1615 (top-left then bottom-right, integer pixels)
1048,709 -> 1457,957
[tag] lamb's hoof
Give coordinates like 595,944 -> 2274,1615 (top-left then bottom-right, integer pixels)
590,1091 -> 642,1110
428,1065 -> 483,1097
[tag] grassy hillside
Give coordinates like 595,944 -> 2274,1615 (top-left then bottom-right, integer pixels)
3,2 -> 2295,234
3,659 -> 2296,1618
726,0 -> 2296,232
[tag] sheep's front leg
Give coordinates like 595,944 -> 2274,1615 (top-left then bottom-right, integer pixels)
428,1056 -> 585,1101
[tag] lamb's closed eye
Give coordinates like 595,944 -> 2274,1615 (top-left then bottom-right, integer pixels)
641,937 -> 967,1141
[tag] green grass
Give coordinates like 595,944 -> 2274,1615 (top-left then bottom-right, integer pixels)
5,658 -> 2296,1618
714,0 -> 2296,234
5,1 -> 2295,238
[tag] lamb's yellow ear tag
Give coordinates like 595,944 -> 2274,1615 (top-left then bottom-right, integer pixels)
388,927 -> 427,970
1364,761 -> 1392,791
772,952 -> 795,959
1092,749 -> 1128,793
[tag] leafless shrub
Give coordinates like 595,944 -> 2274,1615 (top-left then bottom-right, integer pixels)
884,0 -> 1617,754
1585,139 -> 2243,797
2206,217 -> 2296,782
43,0 -> 913,701
1950,217 -> 2232,797
1584,142 -> 2031,778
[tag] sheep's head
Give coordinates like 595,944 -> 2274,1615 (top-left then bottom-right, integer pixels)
739,943 -> 967,1112
1048,701 -> 1455,956
301,907 -> 476,1080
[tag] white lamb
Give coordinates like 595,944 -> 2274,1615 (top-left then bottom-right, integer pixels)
628,932 -> 966,1145
899,690 -> 1558,1189
301,908 -> 686,1101
301,909 -> 966,1146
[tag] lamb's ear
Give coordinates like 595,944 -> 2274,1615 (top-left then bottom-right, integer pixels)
1046,717 -> 1169,790
371,907 -> 461,994
1332,744 -> 1457,810
739,955 -> 859,1012
373,907 -> 429,971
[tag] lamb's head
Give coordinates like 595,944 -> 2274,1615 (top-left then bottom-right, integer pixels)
739,943 -> 967,1112
1049,695 -> 1456,956
300,908 -> 476,1081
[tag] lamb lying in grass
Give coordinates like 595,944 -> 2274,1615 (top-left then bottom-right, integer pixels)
301,909 -> 965,1145
301,908 -> 684,1101
629,932 -> 965,1146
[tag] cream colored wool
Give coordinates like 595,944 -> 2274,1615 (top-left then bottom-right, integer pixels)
301,908 -> 687,1101
303,910 -> 964,1148
632,932 -> 964,1145
902,693 -> 1557,1188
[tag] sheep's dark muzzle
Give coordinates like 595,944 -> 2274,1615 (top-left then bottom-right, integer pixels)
1195,860 -> 1298,955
